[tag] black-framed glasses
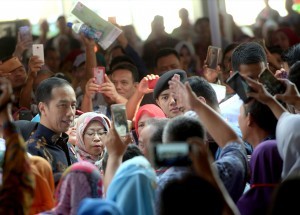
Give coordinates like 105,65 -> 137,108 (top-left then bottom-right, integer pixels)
84,131 -> 107,138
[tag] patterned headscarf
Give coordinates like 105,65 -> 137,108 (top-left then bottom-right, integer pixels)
44,161 -> 103,215
76,112 -> 111,165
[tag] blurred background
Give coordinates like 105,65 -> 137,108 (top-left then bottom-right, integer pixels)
0,0 -> 295,41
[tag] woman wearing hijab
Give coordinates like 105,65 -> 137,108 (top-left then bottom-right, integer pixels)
29,156 -> 55,215
134,104 -> 166,137
106,156 -> 157,215
237,141 -> 283,215
175,41 -> 201,77
76,112 -> 111,170
40,161 -> 103,215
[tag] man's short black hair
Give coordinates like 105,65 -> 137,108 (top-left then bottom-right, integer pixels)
101,144 -> 143,174
154,48 -> 180,67
35,77 -> 72,114
187,76 -> 219,110
163,115 -> 206,143
109,55 -> 135,70
110,62 -> 139,82
231,42 -> 267,72
145,118 -> 169,144
244,99 -> 277,136
282,44 -> 300,67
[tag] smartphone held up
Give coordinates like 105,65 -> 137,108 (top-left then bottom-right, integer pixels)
111,104 -> 129,138
206,46 -> 222,70
93,66 -> 105,85
226,71 -> 252,103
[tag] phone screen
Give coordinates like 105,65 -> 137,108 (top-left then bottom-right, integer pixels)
206,46 -> 221,70
111,104 -> 129,137
93,67 -> 105,85
226,71 -> 252,103
19,110 -> 33,121
19,26 -> 32,49
258,69 -> 286,95
0,139 -> 5,169
152,143 -> 192,167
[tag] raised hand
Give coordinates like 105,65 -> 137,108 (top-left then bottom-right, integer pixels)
102,122 -> 131,158
242,75 -> 273,105
137,74 -> 158,95
13,32 -> 31,60
99,74 -> 124,102
275,79 -> 300,108
80,33 -> 95,49
85,77 -> 99,99
28,56 -> 44,78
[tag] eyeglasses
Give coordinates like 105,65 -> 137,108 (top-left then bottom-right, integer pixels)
84,131 -> 107,138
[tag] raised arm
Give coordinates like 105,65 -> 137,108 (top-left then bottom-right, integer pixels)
19,56 -> 43,109
103,123 -> 131,194
169,76 -> 241,147
126,74 -> 157,120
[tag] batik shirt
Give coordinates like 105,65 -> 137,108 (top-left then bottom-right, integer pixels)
26,124 -> 77,174
0,122 -> 35,215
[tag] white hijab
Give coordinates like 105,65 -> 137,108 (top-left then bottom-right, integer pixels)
276,112 -> 300,179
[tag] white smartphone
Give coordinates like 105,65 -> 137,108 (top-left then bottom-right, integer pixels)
32,44 -> 44,64
111,104 -> 129,137
93,66 -> 105,85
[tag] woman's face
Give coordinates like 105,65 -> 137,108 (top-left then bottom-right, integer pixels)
137,113 -> 152,135
273,32 -> 290,50
179,46 -> 192,67
83,121 -> 106,156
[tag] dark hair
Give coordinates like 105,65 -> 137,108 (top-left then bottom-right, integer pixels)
187,76 -> 219,110
282,44 -> 300,67
154,48 -> 180,67
221,43 -> 240,69
244,100 -> 277,136
44,47 -> 58,58
231,42 -> 267,72
110,62 -> 139,82
163,115 -> 206,142
145,118 -> 169,144
111,45 -> 126,55
101,144 -> 143,174
35,77 -> 72,114
288,61 -> 300,91
160,173 -> 224,215
109,55 -> 135,70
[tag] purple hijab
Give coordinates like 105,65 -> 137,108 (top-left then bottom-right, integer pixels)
237,140 -> 283,215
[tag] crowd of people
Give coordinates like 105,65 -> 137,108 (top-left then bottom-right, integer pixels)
0,1 -> 300,214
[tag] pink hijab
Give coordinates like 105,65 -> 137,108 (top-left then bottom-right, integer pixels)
40,161 -> 103,215
134,104 -> 166,136
76,112 -> 111,166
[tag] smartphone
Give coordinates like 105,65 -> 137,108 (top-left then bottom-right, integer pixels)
0,139 -> 5,169
19,110 -> 33,121
151,143 -> 192,167
206,46 -> 221,70
258,69 -> 286,95
226,71 -> 252,103
93,67 -> 105,85
32,44 -> 44,64
19,26 -> 32,43
148,77 -> 159,89
111,104 -> 129,137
